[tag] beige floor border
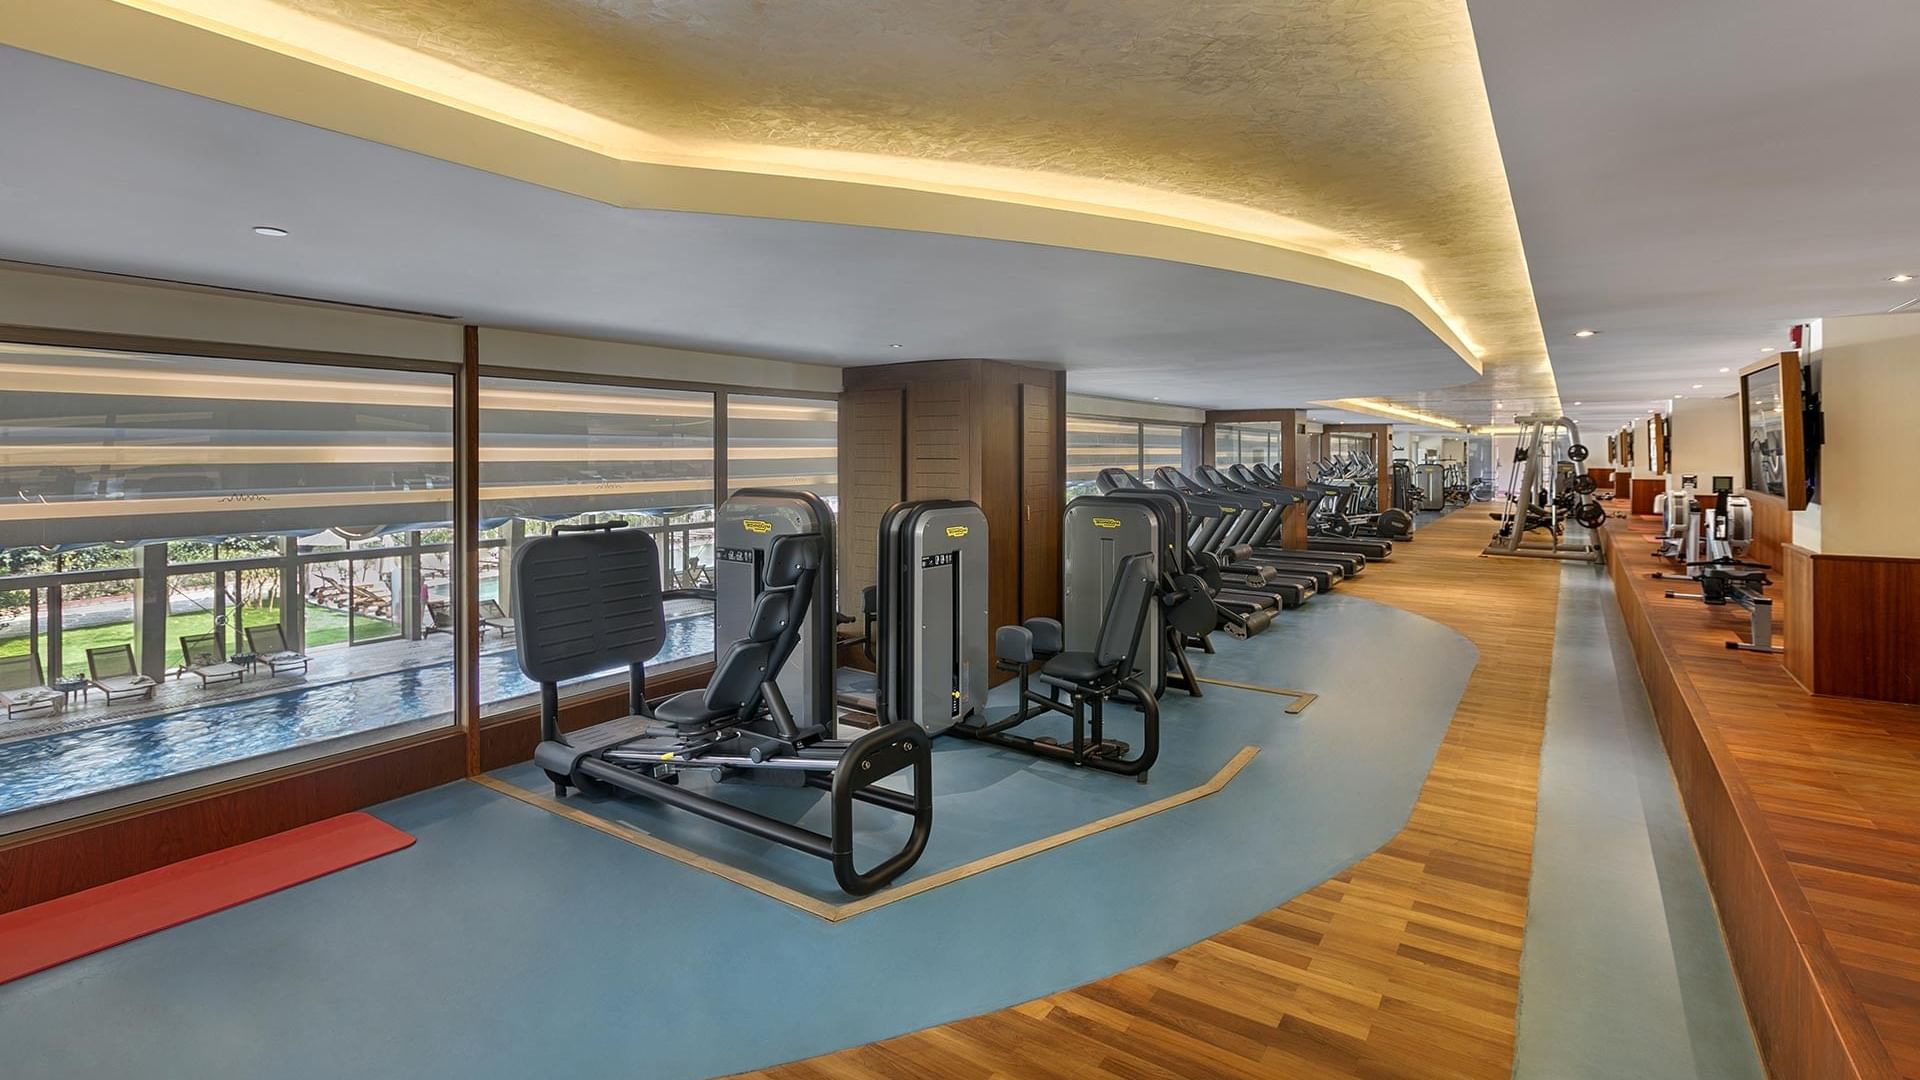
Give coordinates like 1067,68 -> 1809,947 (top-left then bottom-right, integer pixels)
1195,676 -> 1318,714
471,744 -> 1260,923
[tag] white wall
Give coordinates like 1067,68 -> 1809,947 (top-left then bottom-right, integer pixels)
0,263 -> 461,361
1065,392 -> 1207,425
1807,312 -> 1920,557
1492,434 -> 1521,495
480,328 -> 840,393
0,263 -> 845,392
1665,394 -> 1742,492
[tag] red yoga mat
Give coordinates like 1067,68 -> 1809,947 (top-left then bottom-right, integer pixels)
0,812 -> 414,985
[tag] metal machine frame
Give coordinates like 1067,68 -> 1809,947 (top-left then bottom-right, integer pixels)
1485,415 -> 1604,562
517,490 -> 933,897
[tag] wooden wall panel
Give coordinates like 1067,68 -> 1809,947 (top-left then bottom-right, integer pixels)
973,364 -> 1020,636
1746,491 -> 1791,569
905,378 -> 972,501
841,358 -> 1064,645
1587,466 -> 1614,487
1020,381 -> 1061,621
1805,553 -> 1920,704
0,730 -> 468,912
837,387 -> 905,613
1613,469 -> 1634,500
1630,477 -> 1665,516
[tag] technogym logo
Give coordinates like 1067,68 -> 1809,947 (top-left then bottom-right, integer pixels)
1092,517 -> 1121,529
742,519 -> 773,534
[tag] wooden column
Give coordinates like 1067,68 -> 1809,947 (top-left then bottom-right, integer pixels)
840,359 -> 1066,639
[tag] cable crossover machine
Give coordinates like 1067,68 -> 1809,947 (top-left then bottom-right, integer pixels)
1485,414 -> 1606,562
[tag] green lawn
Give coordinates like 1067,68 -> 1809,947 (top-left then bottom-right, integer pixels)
0,603 -> 396,677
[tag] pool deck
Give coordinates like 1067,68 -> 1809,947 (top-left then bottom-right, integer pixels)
0,601 -> 712,747
0,634 -> 474,747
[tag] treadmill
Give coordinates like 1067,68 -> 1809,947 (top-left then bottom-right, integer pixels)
1256,463 -> 1394,560
1198,465 -> 1364,583
1098,469 -> 1295,619
1151,467 -> 1320,608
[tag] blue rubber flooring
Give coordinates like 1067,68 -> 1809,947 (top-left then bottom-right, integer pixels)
0,592 -> 1474,1080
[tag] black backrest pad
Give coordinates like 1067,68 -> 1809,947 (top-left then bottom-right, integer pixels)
512,526 -> 666,682
704,533 -> 820,712
763,532 -> 822,588
1095,553 -> 1157,668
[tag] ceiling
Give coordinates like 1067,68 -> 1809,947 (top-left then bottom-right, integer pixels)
1,0 -> 1912,434
0,45 -> 1471,410
1469,0 -> 1920,432
0,0 -> 1561,422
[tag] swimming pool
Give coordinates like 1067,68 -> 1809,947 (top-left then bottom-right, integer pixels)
0,614 -> 713,819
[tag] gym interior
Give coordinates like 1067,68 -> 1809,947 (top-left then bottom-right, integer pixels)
0,5 -> 1915,1079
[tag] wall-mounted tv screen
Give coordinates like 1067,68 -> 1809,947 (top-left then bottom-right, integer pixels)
1743,363 -> 1786,497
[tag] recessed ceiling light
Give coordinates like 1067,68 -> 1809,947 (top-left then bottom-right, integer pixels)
1675,394 -> 1686,399
888,343 -> 903,349
1760,346 -> 1775,353
1692,384 -> 1703,389
1572,329 -> 1598,338
251,225 -> 289,237
1494,402 -> 1504,409
1573,401 -> 1583,406
1892,273 -> 1915,283
1719,366 -> 1731,373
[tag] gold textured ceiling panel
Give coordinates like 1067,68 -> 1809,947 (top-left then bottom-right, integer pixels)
2,0 -> 1560,421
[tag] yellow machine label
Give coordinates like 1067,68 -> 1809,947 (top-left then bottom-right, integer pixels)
743,519 -> 772,534
1222,506 -> 1237,513
1092,517 -> 1122,529
945,525 -> 969,538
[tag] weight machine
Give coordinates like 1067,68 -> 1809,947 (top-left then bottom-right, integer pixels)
1485,415 -> 1605,562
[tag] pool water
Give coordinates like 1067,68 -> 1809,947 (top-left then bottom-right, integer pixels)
0,615 -> 713,819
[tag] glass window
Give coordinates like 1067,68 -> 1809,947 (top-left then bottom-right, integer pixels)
1142,422 -> 1188,479
727,394 -> 837,506
0,342 -> 456,829
1215,422 -> 1282,469
1067,416 -> 1143,498
476,376 -> 717,718
1214,424 -> 1239,467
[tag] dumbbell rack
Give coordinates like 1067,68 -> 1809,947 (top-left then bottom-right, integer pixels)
1484,414 -> 1604,562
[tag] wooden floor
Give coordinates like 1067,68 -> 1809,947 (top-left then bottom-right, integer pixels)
1608,517 -> 1920,1080
738,509 -> 1565,1080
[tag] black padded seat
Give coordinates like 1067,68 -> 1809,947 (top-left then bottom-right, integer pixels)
1038,651 -> 1120,689
649,691 -> 738,729
650,532 -> 820,731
